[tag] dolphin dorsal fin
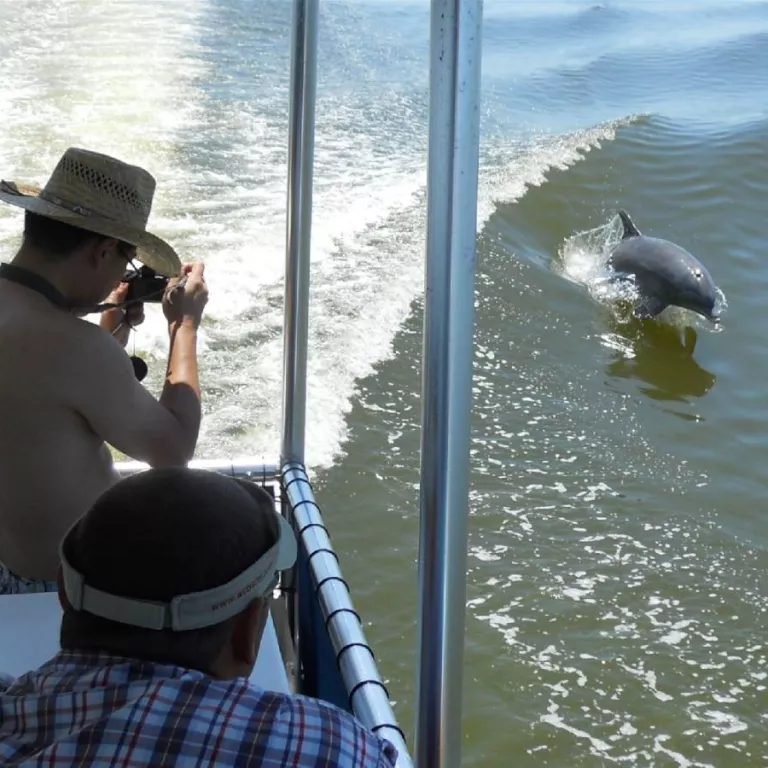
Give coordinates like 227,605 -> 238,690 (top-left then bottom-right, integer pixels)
618,210 -> 641,239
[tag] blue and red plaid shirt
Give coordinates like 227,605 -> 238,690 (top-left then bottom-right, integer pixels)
0,650 -> 398,766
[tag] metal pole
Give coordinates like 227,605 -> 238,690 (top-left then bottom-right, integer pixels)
281,0 -> 319,465
414,1 -> 483,767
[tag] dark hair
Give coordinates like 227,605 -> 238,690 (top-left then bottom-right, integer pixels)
23,211 -> 100,257
60,468 -> 280,673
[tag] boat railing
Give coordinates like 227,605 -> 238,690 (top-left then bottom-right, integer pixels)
115,457 -> 411,763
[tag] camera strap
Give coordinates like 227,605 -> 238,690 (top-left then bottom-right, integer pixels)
0,262 -> 173,313
0,263 -> 130,314
0,263 -> 70,309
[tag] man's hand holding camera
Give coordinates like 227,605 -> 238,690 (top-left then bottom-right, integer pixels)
99,261 -> 208,349
99,282 -> 146,348
163,262 -> 208,331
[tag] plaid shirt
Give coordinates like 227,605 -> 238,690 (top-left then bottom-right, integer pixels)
0,651 -> 398,767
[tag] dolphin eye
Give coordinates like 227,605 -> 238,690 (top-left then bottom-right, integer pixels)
694,269 -> 702,279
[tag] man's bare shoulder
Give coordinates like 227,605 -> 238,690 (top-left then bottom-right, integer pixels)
54,314 -> 134,370
15,311 -> 139,404
0,297 -> 125,373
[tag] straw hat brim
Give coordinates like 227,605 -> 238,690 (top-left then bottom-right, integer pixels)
0,181 -> 181,278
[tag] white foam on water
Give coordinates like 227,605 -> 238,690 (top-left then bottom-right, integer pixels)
476,119 -> 633,226
0,1 -> 208,246
0,6 -> 658,471
0,0 -> 430,467
540,704 -> 614,756
653,735 -> 714,768
0,0 -> 214,358
470,497 -> 768,762
166,104 -> 645,466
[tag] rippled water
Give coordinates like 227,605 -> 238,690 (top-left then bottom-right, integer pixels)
2,0 -> 768,765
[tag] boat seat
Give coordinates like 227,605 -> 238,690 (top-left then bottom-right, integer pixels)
0,592 -> 291,693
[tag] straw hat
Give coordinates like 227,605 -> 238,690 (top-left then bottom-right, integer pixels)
0,147 -> 181,277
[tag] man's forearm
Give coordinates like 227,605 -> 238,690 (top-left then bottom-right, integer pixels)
159,319 -> 202,463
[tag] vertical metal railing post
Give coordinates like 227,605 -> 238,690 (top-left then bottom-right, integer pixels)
282,0 -> 319,465
281,0 -> 319,703
414,1 -> 484,767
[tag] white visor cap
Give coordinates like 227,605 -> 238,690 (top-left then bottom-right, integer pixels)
60,506 -> 297,632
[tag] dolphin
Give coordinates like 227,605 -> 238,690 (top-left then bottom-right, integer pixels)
606,210 -> 720,323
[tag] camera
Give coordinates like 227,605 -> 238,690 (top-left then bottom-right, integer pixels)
123,266 -> 170,304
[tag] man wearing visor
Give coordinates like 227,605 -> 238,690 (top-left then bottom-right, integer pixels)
0,467 -> 398,767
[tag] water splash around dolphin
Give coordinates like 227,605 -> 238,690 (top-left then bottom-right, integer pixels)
556,211 -> 727,332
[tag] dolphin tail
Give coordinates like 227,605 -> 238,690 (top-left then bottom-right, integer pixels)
618,210 -> 641,239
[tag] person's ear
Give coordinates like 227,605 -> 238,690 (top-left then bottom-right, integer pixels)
85,237 -> 118,271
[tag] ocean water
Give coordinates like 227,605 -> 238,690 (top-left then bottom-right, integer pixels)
1,1 -> 767,764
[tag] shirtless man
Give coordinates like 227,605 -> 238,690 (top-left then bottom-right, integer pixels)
0,147 -> 209,592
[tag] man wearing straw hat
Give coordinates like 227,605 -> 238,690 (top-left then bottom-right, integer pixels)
0,147 -> 209,594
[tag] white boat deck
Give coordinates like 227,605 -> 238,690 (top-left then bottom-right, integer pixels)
0,591 -> 291,693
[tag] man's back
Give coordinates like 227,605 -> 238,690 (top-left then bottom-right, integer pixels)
0,281 -> 119,582
0,650 -> 398,767
0,147 -> 208,588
